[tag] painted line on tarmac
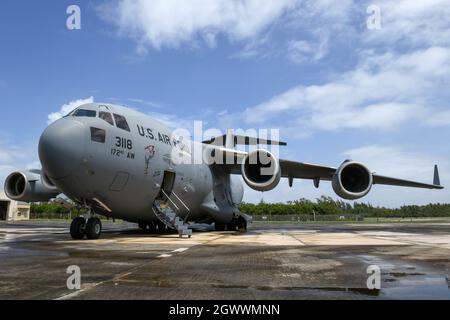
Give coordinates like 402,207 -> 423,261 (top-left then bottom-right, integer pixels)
156,247 -> 189,258
56,283 -> 104,300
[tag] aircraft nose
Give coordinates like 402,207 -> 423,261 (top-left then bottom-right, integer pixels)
39,118 -> 86,179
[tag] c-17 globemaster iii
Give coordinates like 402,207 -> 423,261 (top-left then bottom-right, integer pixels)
4,103 -> 444,239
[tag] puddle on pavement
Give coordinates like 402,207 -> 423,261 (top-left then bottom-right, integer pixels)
212,283 -> 381,297
381,275 -> 450,299
342,254 -> 450,299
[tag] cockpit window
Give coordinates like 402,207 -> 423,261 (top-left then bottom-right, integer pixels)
113,114 -> 130,132
73,109 -> 96,117
99,111 -> 114,126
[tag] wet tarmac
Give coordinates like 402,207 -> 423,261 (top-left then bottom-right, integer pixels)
0,221 -> 449,300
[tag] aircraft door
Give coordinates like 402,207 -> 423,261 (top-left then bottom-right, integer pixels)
155,170 -> 190,217
156,171 -> 176,201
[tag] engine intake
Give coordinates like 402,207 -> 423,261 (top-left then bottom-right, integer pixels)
332,161 -> 373,200
4,170 -> 60,202
241,149 -> 281,192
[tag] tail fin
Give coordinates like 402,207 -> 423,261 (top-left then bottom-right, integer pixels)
434,165 -> 441,186
202,129 -> 287,148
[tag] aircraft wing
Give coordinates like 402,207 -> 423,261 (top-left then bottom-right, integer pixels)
372,173 -> 443,189
278,159 -> 335,181
278,159 -> 443,189
215,147 -> 443,190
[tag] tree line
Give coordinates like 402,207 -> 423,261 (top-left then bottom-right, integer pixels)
30,196 -> 450,218
239,196 -> 450,218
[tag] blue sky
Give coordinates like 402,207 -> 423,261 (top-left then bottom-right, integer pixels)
1,0 -> 450,207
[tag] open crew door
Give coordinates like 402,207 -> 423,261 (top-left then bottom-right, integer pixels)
156,171 -> 176,201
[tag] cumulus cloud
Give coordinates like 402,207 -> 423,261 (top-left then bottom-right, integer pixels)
98,0 -> 363,63
287,39 -> 329,64
100,0 -> 294,50
238,47 -> 450,133
47,97 -> 94,124
425,110 -> 450,127
230,0 -> 450,131
364,0 -> 450,48
98,0 -> 450,65
0,146 -> 26,164
343,145 -> 442,180
147,111 -> 194,131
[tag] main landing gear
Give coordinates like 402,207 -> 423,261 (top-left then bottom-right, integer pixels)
70,207 -> 102,240
236,217 -> 248,232
70,216 -> 102,239
214,217 -> 248,232
138,220 -> 168,233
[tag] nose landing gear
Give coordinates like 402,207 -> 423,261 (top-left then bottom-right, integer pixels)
70,217 -> 86,239
85,217 -> 102,239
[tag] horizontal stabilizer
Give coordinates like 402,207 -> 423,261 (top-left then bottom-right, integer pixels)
233,135 -> 287,146
203,132 -> 286,147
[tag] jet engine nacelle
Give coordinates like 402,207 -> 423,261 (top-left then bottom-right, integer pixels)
332,161 -> 373,200
4,170 -> 60,203
241,149 -> 281,192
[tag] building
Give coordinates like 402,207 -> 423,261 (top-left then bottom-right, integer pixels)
0,191 -> 30,221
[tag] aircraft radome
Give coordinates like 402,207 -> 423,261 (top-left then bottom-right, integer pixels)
4,103 -> 444,239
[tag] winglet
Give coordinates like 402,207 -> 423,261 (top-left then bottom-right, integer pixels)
434,165 -> 441,186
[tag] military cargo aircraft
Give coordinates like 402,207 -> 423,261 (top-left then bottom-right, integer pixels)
4,103 -> 444,239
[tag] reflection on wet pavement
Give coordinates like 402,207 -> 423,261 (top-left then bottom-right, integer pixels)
0,221 -> 449,299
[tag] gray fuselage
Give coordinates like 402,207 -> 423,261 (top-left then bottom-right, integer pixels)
38,103 -> 244,225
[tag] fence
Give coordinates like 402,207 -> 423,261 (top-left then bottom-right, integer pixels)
252,214 -> 364,222
30,212 -> 73,220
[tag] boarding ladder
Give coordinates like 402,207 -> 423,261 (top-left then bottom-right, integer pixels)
152,189 -> 192,238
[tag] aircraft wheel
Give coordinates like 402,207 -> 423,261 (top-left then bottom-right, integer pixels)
138,221 -> 148,231
214,222 -> 225,231
226,222 -> 237,231
85,218 -> 102,240
70,217 -> 86,240
156,221 -> 167,233
237,217 -> 247,232
148,221 -> 157,232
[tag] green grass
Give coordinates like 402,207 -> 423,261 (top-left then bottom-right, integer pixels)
361,218 -> 450,223
253,218 -> 450,224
